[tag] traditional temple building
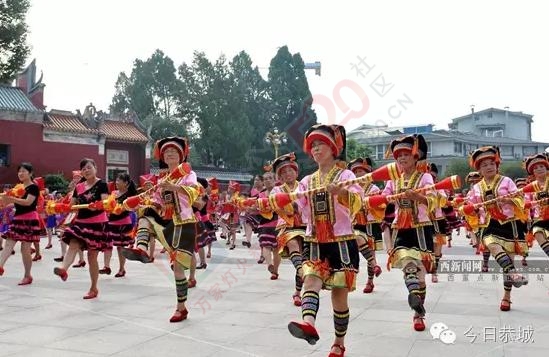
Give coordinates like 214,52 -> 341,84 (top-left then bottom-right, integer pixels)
0,60 -> 151,185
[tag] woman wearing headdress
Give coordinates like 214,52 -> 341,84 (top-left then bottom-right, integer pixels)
121,136 -> 202,322
99,173 -> 138,278
242,175 -> 265,248
256,170 -> 279,277
265,152 -> 306,303
382,134 -> 437,332
221,181 -> 243,249
462,171 -> 484,257
194,177 -> 217,269
0,163 -> 42,285
522,154 -> 549,263
287,124 -> 362,357
462,146 -> 528,312
53,158 -> 111,299
347,157 -> 383,294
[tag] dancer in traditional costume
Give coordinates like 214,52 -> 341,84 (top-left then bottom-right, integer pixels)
194,177 -> 217,269
382,134 -> 436,332
53,158 -> 110,299
347,157 -> 383,293
287,124 -> 362,357
428,163 -> 446,283
122,136 -> 201,322
264,153 -> 305,302
100,173 -> 138,277
523,154 -> 549,261
0,163 -> 42,285
222,181 -> 243,250
257,171 -> 279,276
242,175 -> 264,248
461,146 -> 528,311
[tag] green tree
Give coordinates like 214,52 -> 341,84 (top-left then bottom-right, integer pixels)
109,49 -> 181,137
500,161 -> 526,180
444,158 -> 471,183
267,46 -> 318,173
44,174 -> 68,194
346,139 -> 374,163
0,0 -> 30,83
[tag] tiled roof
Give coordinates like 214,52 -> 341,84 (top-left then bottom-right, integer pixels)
0,86 -> 41,113
44,112 -> 98,134
100,120 -> 148,143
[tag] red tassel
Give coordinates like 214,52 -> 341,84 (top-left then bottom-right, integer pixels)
169,250 -> 177,263
526,231 -> 534,248
396,209 -> 413,229
367,238 -> 374,250
479,243 -> 485,253
344,269 -> 355,290
164,206 -> 174,220
315,218 -> 335,243
514,240 -> 523,255
436,234 -> 446,246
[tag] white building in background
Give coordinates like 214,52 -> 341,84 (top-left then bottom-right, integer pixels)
347,108 -> 549,175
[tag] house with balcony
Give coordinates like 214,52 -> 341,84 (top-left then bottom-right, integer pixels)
348,108 -> 549,175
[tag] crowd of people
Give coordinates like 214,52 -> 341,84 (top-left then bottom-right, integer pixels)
1,124 -> 547,357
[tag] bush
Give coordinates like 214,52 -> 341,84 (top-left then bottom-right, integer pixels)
44,174 -> 69,194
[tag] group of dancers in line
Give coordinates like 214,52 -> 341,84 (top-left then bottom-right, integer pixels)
2,124 -> 549,357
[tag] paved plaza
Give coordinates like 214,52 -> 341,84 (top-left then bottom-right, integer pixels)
1,229 -> 549,357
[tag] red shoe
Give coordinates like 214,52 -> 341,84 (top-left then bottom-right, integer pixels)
500,299 -> 511,311
99,267 -> 112,275
121,247 -> 151,263
18,276 -> 33,286
292,293 -> 302,306
169,308 -> 188,323
188,278 -> 197,288
31,247 -> 36,254
53,267 -> 68,281
270,273 -> 279,280
431,275 -> 438,283
482,265 -> 488,273
72,260 -> 86,268
373,265 -> 382,277
328,344 -> 346,357
0,266 -> 4,276
413,316 -> 425,331
32,254 -> 42,262
287,321 -> 320,345
114,270 -> 126,278
83,289 -> 98,300
363,281 -> 374,293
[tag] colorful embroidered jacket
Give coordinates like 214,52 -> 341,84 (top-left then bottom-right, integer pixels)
270,182 -> 306,231
523,177 -> 549,222
295,166 -> 362,243
152,170 -> 201,225
382,171 -> 437,229
466,174 -> 525,227
355,182 -> 383,225
431,189 -> 447,220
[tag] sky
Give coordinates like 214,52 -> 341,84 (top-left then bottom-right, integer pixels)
25,0 -> 549,142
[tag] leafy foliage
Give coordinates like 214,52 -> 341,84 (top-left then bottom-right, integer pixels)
0,0 -> 30,83
109,46 -> 318,174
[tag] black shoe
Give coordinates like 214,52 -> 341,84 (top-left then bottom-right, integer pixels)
53,257 -> 64,262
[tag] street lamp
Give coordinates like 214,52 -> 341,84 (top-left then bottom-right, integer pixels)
265,127 -> 287,158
